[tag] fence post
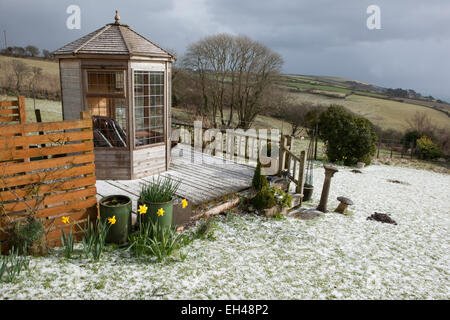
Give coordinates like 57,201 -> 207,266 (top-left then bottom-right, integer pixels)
17,96 -> 30,163
18,96 -> 26,124
278,135 -> 287,176
297,150 -> 306,199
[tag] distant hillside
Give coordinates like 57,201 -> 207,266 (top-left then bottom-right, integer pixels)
1,54 -> 449,131
279,73 -> 450,131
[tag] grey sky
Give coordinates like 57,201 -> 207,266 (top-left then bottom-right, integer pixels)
0,0 -> 449,100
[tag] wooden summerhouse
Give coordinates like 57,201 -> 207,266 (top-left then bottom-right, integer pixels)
54,11 -> 175,180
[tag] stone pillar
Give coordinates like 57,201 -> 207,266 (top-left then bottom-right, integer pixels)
316,165 -> 339,212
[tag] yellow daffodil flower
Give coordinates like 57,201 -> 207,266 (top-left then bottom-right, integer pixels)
138,204 -> 148,215
181,199 -> 188,209
108,216 -> 116,225
61,216 -> 70,224
156,208 -> 165,216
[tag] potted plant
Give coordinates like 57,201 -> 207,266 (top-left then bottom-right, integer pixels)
99,195 -> 132,245
138,176 -> 181,229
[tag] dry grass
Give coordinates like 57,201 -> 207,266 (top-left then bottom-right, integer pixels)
0,55 -> 59,76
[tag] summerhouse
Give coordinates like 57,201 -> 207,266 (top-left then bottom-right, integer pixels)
54,11 -> 175,180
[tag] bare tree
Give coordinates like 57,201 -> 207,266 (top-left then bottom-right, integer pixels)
29,66 -> 42,91
182,34 -> 283,129
11,59 -> 30,92
406,111 -> 434,137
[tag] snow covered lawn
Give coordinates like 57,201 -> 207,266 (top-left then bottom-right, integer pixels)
1,164 -> 449,299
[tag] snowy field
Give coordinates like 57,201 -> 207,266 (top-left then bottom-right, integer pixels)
1,164 -> 449,299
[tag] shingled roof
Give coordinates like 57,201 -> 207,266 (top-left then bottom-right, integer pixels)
54,13 -> 175,59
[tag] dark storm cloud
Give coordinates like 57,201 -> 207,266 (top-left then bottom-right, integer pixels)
0,0 -> 448,100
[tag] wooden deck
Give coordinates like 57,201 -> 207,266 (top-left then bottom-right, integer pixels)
96,144 -> 255,214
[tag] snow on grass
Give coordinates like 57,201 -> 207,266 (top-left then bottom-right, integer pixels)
1,164 -> 449,299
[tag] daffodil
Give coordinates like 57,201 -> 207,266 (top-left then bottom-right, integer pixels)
181,199 -> 188,209
108,216 -> 116,225
61,216 -> 70,224
156,208 -> 165,216
138,204 -> 148,215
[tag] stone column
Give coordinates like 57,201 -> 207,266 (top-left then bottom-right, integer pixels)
316,165 -> 339,212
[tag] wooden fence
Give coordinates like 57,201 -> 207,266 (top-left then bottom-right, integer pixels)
0,96 -> 26,124
0,100 -> 97,252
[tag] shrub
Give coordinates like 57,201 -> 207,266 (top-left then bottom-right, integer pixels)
13,219 -> 48,256
402,130 -> 421,149
318,105 -> 377,166
251,160 -> 268,192
416,136 -> 443,160
251,188 -> 276,210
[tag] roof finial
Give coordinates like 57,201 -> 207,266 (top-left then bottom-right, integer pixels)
114,10 -> 120,25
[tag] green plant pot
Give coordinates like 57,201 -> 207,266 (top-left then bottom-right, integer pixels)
303,185 -> 314,201
138,198 -> 174,229
99,195 -> 132,245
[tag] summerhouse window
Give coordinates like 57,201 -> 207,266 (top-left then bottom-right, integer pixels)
134,71 -> 164,146
85,70 -> 128,148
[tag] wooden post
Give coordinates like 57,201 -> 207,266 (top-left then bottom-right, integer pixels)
284,137 -> 290,172
245,135 -> 249,162
18,96 -> 29,163
297,150 -> 306,196
286,135 -> 292,151
314,124 -> 318,160
18,96 -> 26,124
278,135 -> 287,176
81,111 -> 98,219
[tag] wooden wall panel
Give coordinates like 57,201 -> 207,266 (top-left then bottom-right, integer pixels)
60,59 -> 82,121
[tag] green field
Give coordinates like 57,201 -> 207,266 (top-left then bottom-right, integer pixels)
288,92 -> 450,131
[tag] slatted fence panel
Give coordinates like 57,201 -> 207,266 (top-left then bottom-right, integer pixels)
0,97 -> 25,124
0,110 -> 97,251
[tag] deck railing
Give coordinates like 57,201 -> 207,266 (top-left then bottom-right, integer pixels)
172,120 -> 306,202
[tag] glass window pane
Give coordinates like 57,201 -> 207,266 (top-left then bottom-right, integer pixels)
134,71 -> 165,147
89,96 -> 128,148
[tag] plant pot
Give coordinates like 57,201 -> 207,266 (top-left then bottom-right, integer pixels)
138,198 -> 174,229
99,195 -> 132,245
303,185 -> 314,201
